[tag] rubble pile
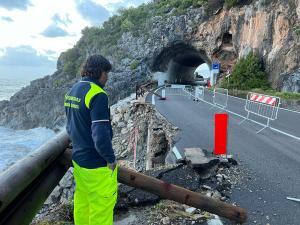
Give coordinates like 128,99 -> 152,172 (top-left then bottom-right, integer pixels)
114,157 -> 241,225
32,98 -> 242,225
32,97 -> 179,224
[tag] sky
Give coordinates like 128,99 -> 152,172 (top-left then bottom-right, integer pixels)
0,0 -> 149,78
195,64 -> 210,78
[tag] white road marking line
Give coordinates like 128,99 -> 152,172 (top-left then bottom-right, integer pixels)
152,95 -> 155,105
153,87 -> 300,141
184,91 -> 300,141
287,197 -> 300,202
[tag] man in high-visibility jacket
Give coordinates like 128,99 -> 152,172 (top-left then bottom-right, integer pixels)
64,54 -> 117,225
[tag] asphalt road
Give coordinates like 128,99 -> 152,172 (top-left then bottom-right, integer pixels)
202,89 -> 300,138
148,89 -> 300,225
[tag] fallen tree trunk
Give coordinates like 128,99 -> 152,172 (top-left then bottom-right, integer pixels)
118,166 -> 247,224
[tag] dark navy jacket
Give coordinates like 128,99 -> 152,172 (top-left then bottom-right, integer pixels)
65,77 -> 115,168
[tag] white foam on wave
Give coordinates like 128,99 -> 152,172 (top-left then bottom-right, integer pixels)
0,126 -> 55,172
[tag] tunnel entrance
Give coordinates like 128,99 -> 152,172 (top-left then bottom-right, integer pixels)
151,41 -> 211,85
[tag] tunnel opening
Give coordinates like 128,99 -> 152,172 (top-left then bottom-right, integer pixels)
151,41 -> 211,85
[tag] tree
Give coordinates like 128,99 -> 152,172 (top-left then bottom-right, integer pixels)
223,52 -> 269,90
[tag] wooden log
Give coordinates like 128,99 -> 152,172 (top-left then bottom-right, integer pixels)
118,166 -> 247,223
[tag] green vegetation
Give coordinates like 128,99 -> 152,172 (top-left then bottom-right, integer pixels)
61,0 -> 209,75
223,52 -> 300,101
63,0 -> 254,76
294,25 -> 300,36
81,0 -> 208,44
61,48 -> 82,76
130,60 -> 139,70
252,89 -> 300,100
221,52 -> 269,90
225,0 -> 238,7
229,89 -> 300,100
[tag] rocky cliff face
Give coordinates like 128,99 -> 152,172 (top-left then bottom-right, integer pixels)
0,0 -> 299,130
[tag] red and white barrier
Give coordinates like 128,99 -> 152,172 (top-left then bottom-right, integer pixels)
249,93 -> 277,106
240,92 -> 281,133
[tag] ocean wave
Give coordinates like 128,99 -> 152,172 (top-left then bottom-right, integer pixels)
0,126 -> 55,172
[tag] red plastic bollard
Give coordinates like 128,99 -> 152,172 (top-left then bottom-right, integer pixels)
214,113 -> 228,155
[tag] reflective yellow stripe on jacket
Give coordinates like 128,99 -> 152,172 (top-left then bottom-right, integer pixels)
84,82 -> 107,109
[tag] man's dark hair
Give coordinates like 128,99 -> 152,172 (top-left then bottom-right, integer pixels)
81,54 -> 112,79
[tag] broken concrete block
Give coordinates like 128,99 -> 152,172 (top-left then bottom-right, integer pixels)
184,148 -> 219,169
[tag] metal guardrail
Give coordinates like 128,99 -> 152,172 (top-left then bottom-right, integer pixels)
0,131 -> 71,225
211,88 -> 228,109
0,130 -> 247,224
239,92 -> 281,133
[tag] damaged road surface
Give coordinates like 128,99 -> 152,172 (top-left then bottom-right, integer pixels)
151,90 -> 300,225
115,157 -> 246,225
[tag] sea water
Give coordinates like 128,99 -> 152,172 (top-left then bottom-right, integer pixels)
0,74 -> 136,174
0,126 -> 55,172
0,73 -> 56,173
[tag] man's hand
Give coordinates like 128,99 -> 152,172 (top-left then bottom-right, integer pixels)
107,161 -> 117,172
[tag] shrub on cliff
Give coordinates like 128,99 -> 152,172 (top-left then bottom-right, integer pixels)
61,48 -> 81,76
225,0 -> 238,7
221,52 -> 269,90
60,0 -> 213,73
130,60 -> 139,71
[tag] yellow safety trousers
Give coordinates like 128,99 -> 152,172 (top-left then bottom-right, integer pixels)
73,160 -> 118,225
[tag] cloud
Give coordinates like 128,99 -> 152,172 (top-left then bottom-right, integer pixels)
1,16 -> 13,22
75,0 -> 110,25
41,24 -> 70,38
45,50 -> 56,55
0,0 -> 32,11
106,0 -> 149,13
52,14 -> 72,26
128,0 -> 150,6
0,45 -> 56,67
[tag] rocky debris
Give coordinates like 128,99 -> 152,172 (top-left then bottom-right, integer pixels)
32,154 -> 240,225
116,164 -> 200,209
115,156 -> 239,211
111,100 -> 178,172
32,96 -> 179,224
44,168 -> 75,206
30,92 -> 242,224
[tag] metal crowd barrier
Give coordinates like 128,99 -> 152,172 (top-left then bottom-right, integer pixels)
165,84 -> 189,97
239,92 -> 281,133
194,86 -> 205,101
211,88 -> 228,109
